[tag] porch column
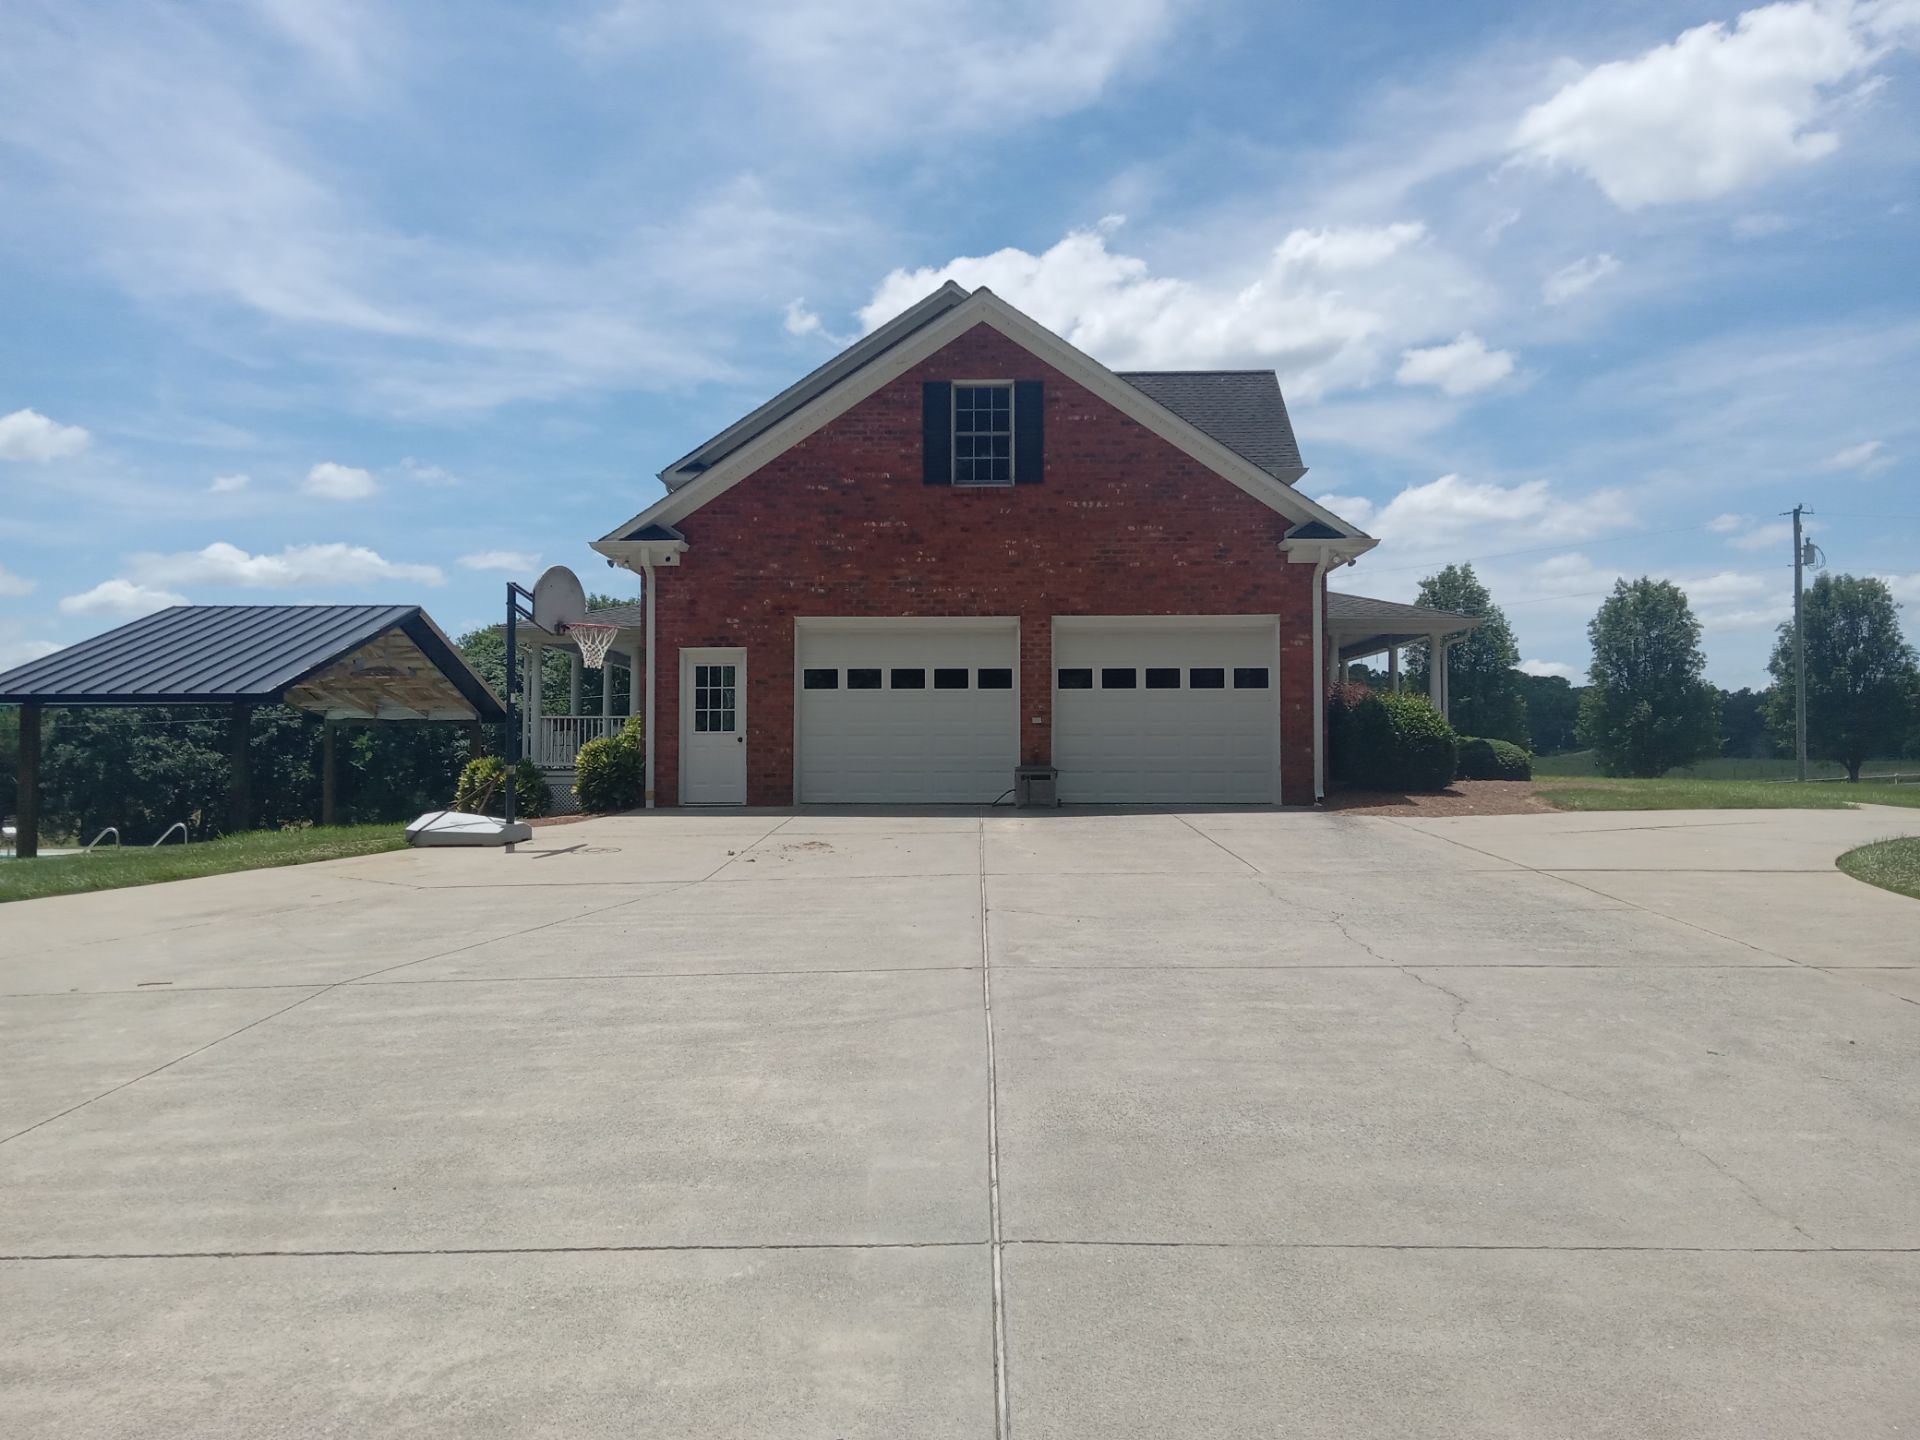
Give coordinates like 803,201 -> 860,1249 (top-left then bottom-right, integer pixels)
1428,634 -> 1445,712
15,702 -> 40,859
1388,646 -> 1401,693
524,643 -> 543,765
569,651 -> 583,716
599,651 -> 611,718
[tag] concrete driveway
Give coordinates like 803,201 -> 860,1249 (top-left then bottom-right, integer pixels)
2,805 -> 1917,1438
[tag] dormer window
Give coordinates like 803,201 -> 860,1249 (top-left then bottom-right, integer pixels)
952,383 -> 1013,485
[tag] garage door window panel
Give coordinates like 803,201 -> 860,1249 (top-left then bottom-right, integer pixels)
891,668 -> 927,689
978,669 -> 1013,689
803,669 -> 838,690
1101,668 -> 1137,689
934,668 -> 969,689
848,668 -> 882,690
1190,668 -> 1225,689
1145,668 -> 1180,689
1233,667 -> 1270,689
1058,668 -> 1093,690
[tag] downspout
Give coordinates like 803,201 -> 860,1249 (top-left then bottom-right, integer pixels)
1310,551 -> 1332,802
641,553 -> 657,810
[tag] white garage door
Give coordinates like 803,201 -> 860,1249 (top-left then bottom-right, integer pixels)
796,620 -> 1019,803
1052,620 -> 1278,804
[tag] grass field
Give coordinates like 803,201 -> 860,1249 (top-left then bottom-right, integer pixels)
0,825 -> 407,904
1836,837 -> 1920,901
1535,777 -> 1920,812
1532,750 -> 1915,781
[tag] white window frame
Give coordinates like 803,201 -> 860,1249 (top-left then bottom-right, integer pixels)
951,379 -> 1015,487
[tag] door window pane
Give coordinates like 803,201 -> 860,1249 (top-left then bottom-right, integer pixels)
890,668 -> 927,689
1057,668 -> 1093,690
847,668 -> 882,690
934,668 -> 969,689
1233,667 -> 1270,689
693,662 -> 738,733
977,668 -> 1013,689
803,668 -> 838,690
1101,668 -> 1137,689
1144,667 -> 1180,689
1189,667 -> 1225,689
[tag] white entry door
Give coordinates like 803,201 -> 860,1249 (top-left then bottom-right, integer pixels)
1052,619 -> 1278,804
681,649 -> 747,804
796,619 -> 1018,803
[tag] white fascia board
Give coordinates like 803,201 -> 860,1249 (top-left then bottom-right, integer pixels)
590,538 -> 687,571
598,289 -> 1375,543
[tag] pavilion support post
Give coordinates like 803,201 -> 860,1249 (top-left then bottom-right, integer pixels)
15,702 -> 40,859
468,719 -> 485,761
1388,646 -> 1401,693
1427,635 -> 1445,712
229,703 -> 253,835
320,719 -> 337,827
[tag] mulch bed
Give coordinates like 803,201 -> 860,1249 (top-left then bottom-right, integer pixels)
1321,780 -> 1552,816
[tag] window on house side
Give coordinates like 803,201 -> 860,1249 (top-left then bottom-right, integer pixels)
953,383 -> 1013,485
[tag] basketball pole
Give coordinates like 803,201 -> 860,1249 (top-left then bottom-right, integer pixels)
504,580 -> 536,835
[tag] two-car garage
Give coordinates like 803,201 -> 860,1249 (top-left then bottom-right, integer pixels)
793,617 -> 1278,805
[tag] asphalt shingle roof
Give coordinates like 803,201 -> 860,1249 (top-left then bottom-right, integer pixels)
1327,593 -> 1478,631
0,604 -> 504,716
1117,371 -> 1303,481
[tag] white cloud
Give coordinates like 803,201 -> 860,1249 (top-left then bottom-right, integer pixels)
1337,474 -> 1635,553
303,461 -> 377,500
1820,438 -> 1893,472
783,299 -> 823,338
460,550 -> 539,574
59,578 -> 189,618
1879,571 -> 1920,604
860,221 -> 1492,401
0,637 -> 62,670
128,541 -> 443,588
1726,520 -> 1793,551
1708,512 -> 1753,533
1518,659 -> 1583,680
586,0 -> 1175,138
1732,211 -> 1795,238
1542,253 -> 1621,305
0,408 -> 91,462
209,472 -> 251,493
0,563 -> 35,597
397,457 -> 457,486
1511,2 -> 1897,209
1395,333 -> 1515,396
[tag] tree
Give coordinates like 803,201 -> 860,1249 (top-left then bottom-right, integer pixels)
1521,673 -> 1583,754
1764,574 -> 1920,781
1576,578 -> 1720,777
1406,564 -> 1531,746
1718,687 -> 1773,760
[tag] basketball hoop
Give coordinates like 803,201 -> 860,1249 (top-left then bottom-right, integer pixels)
562,621 -> 619,670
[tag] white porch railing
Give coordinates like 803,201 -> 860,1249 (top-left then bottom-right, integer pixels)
531,715 -> 624,769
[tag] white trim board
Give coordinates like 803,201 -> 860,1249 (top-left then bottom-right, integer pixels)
593,288 -> 1375,555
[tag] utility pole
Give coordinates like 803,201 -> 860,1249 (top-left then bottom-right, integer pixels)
1790,503 -> 1808,782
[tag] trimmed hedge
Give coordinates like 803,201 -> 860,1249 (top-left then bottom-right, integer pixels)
1456,736 -> 1533,780
1344,690 -> 1459,792
454,754 -> 550,818
575,716 -> 646,813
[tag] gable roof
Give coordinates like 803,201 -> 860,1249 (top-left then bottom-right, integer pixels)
658,282 -> 971,491
1327,593 -> 1479,630
599,286 -> 1374,551
0,604 -> 504,718
1116,372 -> 1301,480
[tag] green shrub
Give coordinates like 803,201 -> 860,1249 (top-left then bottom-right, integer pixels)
1456,736 -> 1533,780
453,754 -> 550,818
574,716 -> 646,813
1347,691 -> 1458,792
1325,681 -> 1373,786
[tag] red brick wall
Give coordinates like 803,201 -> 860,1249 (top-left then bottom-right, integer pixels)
649,321 -> 1322,805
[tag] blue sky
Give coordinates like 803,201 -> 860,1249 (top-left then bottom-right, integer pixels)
2,0 -> 1916,688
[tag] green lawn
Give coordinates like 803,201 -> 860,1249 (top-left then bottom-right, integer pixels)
1837,837 -> 1920,902
1535,777 -> 1920,812
1532,750 -> 1915,781
0,825 -> 407,904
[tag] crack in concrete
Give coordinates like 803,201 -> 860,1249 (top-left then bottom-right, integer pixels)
1397,966 -> 1827,1249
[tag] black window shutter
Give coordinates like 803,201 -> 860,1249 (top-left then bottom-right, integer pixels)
923,381 -> 952,484
1014,380 -> 1044,484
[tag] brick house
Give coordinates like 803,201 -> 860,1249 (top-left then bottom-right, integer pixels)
586,283 -> 1473,807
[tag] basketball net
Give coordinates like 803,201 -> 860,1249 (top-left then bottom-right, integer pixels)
563,622 -> 619,670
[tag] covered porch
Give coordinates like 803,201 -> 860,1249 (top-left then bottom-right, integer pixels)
500,601 -> 646,770
1325,592 -> 1480,720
